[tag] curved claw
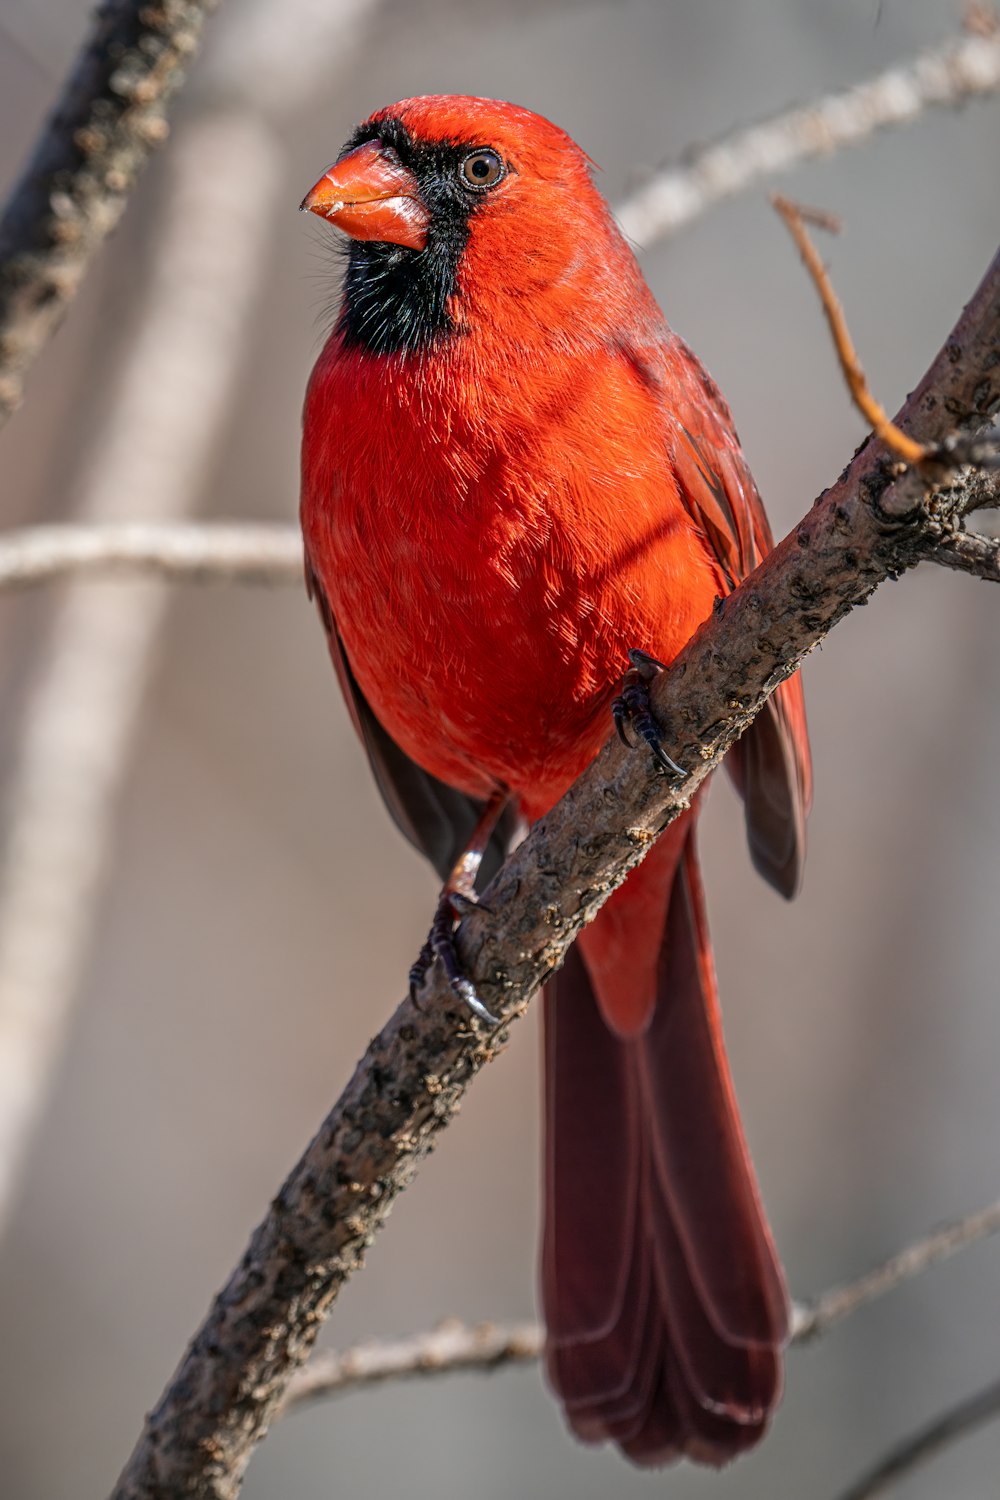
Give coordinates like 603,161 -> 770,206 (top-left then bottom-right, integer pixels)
611,696 -> 634,749
613,649 -> 685,779
452,976 -> 501,1027
649,741 -> 685,778
410,889 -> 500,1025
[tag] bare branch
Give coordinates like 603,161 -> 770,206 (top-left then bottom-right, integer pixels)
772,194 -> 929,467
834,1377 -> 1000,1500
948,449 -> 1000,513
109,240 -> 1000,1500
925,526 -> 1000,581
791,1196 -> 1000,1342
280,1320 -> 544,1413
277,1193 -> 1000,1411
0,521 -> 302,592
616,28 -> 1000,247
0,0 -> 220,428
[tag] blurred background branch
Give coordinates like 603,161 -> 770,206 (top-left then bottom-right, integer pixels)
0,521 -> 302,590
0,0 -> 220,426
279,1191 -> 1000,1411
616,16 -> 1000,246
834,1374 -> 1000,1500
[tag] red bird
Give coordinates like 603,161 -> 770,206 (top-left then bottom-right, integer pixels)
300,96 -> 811,1466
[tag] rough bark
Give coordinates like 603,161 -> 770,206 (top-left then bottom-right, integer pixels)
0,0 -> 219,426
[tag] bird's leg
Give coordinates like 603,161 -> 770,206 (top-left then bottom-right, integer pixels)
408,787 -> 510,1026
612,648 -> 685,777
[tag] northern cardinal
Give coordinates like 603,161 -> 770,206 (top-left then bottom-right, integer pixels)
300,96 -> 811,1466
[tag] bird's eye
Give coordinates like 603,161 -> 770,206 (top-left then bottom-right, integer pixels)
459,149 -> 505,190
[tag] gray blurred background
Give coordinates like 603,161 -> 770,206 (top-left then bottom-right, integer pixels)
0,1 -> 999,1497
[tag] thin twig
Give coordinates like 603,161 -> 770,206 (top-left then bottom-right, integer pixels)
791,1195 -> 1000,1342
109,243 -> 1000,1500
278,1193 -> 1000,1411
0,522 -> 302,592
0,0 -> 220,427
772,194 -> 928,467
834,1377 -> 1000,1500
280,1320 -> 544,1413
616,27 -> 1000,247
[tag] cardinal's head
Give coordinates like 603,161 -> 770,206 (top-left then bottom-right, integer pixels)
301,95 -> 636,356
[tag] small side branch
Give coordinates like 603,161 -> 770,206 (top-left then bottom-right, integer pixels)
0,0 -> 220,427
772,195 -> 928,467
925,527 -> 1000,582
280,1320 -> 544,1413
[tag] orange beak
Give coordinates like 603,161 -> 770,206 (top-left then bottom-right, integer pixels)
300,140 -> 430,251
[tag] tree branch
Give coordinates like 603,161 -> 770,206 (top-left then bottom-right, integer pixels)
280,1320 -> 544,1413
924,526 -> 1000,581
616,25 -> 1000,247
0,0 -> 220,428
0,521 -> 302,592
109,237 -> 1000,1499
790,1195 -> 1000,1342
834,1377 -> 1000,1500
277,1193 -> 1000,1412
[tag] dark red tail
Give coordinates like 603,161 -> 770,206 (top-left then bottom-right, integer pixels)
542,829 -> 788,1466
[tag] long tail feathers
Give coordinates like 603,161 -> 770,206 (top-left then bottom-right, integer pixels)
542,832 -> 788,1466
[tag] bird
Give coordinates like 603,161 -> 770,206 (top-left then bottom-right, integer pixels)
299,95 -> 811,1467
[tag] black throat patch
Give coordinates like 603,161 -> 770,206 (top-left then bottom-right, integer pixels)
336,117 -> 487,356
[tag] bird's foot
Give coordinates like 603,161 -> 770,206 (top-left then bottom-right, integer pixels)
612,648 -> 685,778
408,888 -> 499,1026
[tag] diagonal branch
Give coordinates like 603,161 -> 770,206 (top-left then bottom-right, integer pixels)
109,239 -> 1000,1500
833,1376 -> 1000,1500
616,25 -> 1000,247
0,0 -> 221,428
277,1193 -> 1000,1412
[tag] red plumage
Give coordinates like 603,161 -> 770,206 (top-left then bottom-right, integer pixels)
301,95 -> 811,1465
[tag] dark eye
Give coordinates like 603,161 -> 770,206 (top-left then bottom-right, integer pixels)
459,149 -> 505,190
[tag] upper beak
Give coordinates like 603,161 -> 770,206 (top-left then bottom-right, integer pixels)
300,139 -> 430,251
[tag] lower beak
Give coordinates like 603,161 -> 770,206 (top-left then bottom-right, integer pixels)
300,139 -> 430,251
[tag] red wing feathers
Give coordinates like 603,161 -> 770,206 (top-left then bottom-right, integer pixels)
661,336 -> 813,897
